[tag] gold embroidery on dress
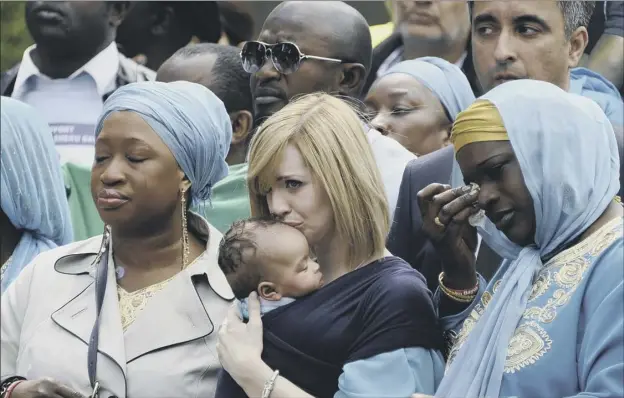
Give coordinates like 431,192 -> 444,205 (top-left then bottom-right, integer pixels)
118,275 -> 177,332
528,271 -> 551,302
554,257 -> 590,289
589,229 -> 619,257
446,217 -> 622,373
447,296 -> 488,366
447,316 -> 479,366
480,291 -> 493,308
492,279 -> 502,294
504,321 -> 552,374
524,289 -> 571,324
115,245 -> 205,332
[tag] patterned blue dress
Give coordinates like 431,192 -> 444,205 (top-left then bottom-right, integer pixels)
441,217 -> 623,397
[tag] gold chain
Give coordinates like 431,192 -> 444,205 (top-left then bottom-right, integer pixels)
181,189 -> 190,270
0,255 -> 13,281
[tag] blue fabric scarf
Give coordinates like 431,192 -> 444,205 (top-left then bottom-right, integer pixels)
95,81 -> 232,205
1,97 -> 73,293
436,80 -> 620,397
570,67 -> 623,129
383,56 -> 475,121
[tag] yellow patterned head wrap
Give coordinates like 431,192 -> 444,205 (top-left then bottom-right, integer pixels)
450,99 -> 509,153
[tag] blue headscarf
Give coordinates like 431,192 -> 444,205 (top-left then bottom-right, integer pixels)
436,80 -> 620,397
383,56 -> 475,121
1,97 -> 73,293
95,81 -> 232,205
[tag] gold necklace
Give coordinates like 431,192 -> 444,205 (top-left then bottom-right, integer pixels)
1,255 -> 13,281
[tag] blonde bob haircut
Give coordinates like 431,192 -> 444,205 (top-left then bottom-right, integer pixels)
247,93 -> 389,269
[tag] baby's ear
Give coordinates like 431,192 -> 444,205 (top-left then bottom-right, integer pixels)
258,282 -> 282,301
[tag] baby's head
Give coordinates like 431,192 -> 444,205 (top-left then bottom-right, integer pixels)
218,217 -> 324,301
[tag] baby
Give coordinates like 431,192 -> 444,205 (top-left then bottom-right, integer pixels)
218,217 -> 324,317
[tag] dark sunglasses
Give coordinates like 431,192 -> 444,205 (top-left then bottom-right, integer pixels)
240,41 -> 344,75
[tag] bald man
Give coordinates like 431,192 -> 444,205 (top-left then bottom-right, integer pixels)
250,1 -> 372,123
247,1 -> 416,220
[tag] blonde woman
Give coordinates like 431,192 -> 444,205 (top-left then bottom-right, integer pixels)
216,93 -> 445,398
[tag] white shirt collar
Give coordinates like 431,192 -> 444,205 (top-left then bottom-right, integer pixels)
13,41 -> 120,98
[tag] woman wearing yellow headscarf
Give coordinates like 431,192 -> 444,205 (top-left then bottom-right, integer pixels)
416,79 -> 622,397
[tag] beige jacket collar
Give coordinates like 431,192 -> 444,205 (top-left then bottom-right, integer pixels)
53,213 -> 234,301
49,215 -> 233,382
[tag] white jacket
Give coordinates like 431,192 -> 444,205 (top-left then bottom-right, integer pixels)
366,127 -> 417,221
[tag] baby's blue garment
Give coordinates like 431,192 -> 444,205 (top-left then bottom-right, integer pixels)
238,297 -> 296,319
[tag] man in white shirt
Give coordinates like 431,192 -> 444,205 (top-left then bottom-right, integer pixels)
0,1 -> 154,167
246,1 -> 415,220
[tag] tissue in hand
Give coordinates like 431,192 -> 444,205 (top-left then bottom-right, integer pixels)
467,183 -> 485,228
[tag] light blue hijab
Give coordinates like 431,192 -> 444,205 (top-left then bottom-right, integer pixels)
383,56 -> 475,121
1,97 -> 73,293
95,81 -> 232,205
436,80 -> 620,397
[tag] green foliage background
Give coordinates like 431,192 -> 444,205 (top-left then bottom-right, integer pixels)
1,1 -> 33,72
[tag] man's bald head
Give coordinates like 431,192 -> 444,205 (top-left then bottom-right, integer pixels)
266,1 -> 372,74
251,1 -> 373,124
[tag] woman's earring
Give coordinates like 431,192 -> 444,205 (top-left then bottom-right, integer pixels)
180,188 -> 190,270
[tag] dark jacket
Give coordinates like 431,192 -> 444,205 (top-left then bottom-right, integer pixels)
1,50 -> 155,100
386,146 -> 501,293
364,32 -> 481,97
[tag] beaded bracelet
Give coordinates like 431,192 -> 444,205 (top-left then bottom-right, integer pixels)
438,272 -> 479,302
4,381 -> 23,398
440,286 -> 475,302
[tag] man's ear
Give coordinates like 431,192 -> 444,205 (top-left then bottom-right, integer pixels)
567,26 -> 589,68
338,63 -> 367,96
230,110 -> 254,145
109,2 -> 130,28
258,282 -> 281,301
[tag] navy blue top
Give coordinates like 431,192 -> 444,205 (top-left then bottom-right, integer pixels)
215,256 -> 443,397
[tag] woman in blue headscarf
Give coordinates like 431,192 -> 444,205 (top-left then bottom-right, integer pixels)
364,57 -> 475,156
0,81 -> 236,397
1,97 -> 73,293
415,80 -> 622,397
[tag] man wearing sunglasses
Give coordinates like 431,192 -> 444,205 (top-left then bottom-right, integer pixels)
242,1 -> 373,124
242,1 -> 416,220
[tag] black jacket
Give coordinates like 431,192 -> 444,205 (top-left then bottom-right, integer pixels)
364,32 -> 481,97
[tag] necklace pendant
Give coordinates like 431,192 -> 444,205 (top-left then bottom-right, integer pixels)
116,266 -> 125,280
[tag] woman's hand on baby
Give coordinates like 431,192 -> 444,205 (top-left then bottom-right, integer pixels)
417,183 -> 479,289
217,292 -> 264,381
